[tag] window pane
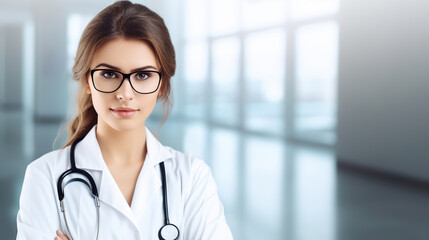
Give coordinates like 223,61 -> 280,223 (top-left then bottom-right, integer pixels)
295,21 -> 339,144
184,41 -> 208,119
184,0 -> 208,39
67,14 -> 92,70
245,136 -> 284,238
67,14 -> 93,116
291,0 -> 339,20
244,29 -> 285,134
212,37 -> 240,125
242,0 -> 287,30
293,149 -> 336,240
209,0 -> 240,36
183,122 -> 209,161
210,128 -> 239,210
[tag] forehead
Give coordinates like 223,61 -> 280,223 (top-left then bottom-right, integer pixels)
91,38 -> 159,71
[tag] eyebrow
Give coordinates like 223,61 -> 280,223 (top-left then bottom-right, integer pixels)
94,63 -> 158,72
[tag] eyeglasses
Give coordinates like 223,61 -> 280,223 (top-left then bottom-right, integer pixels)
90,69 -> 162,94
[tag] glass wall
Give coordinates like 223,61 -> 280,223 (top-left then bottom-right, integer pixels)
181,0 -> 339,145
295,22 -> 339,144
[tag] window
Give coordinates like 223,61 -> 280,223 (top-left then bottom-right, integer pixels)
179,0 -> 339,145
212,37 -> 240,125
295,22 -> 339,144
244,29 -> 285,134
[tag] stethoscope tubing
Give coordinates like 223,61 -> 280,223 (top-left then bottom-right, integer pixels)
57,135 -> 179,240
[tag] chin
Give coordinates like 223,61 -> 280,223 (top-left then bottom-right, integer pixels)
106,120 -> 145,133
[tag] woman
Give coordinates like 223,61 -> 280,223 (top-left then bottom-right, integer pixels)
16,1 -> 233,239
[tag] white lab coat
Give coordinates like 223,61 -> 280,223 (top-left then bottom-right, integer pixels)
16,125 -> 233,240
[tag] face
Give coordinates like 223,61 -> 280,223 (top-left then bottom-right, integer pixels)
87,38 -> 161,132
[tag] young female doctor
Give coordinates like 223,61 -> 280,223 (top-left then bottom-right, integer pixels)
16,1 -> 233,239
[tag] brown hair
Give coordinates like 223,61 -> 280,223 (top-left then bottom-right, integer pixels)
56,0 -> 175,149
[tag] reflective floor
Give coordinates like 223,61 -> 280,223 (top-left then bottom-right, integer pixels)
2,109 -> 429,239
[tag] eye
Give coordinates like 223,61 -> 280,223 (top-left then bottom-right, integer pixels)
135,72 -> 151,80
101,71 -> 118,79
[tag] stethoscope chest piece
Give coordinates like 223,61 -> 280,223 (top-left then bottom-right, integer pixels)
158,223 -> 179,240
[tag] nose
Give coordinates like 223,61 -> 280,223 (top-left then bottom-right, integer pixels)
116,78 -> 134,101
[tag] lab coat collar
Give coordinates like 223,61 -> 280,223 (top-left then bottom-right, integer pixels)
73,124 -> 173,233
74,124 -> 173,171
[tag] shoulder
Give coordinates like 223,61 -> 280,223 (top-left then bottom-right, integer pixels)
163,145 -> 211,176
160,145 -> 219,202
161,145 -> 216,196
25,147 -> 70,180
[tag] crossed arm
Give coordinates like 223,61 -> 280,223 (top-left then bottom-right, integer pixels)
55,230 -> 69,240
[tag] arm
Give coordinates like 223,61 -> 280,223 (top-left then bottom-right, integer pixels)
16,163 -> 62,239
182,159 -> 233,240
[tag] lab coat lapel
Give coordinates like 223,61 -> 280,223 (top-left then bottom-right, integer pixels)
73,125 -> 105,172
75,125 -> 138,227
74,125 -> 173,230
131,126 -> 173,225
130,153 -> 161,221
98,165 -> 138,226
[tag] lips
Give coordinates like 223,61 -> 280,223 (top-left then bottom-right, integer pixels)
110,107 -> 138,118
111,107 -> 137,111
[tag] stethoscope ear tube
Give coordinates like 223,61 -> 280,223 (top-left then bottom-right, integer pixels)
57,137 -> 179,240
159,162 -> 179,240
57,136 -> 99,201
58,168 -> 99,197
159,162 -> 170,225
57,136 -> 101,240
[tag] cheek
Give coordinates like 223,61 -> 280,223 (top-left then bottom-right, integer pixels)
88,79 -> 106,113
139,94 -> 159,115
143,95 -> 156,107
90,92 -> 109,115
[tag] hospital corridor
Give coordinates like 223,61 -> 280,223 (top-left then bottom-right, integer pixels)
1,0 -> 429,239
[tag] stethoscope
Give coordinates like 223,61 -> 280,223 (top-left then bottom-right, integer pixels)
56,136 -> 180,240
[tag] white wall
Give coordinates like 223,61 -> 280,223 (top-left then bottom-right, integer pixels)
337,0 -> 429,181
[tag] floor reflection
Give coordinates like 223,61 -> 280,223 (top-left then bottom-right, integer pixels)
2,111 -> 429,239
293,148 -> 336,240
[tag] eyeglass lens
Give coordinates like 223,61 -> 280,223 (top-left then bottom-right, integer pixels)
92,70 -> 160,93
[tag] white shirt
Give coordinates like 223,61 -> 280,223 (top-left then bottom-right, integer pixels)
16,125 -> 233,239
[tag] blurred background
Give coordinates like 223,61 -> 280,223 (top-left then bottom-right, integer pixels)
1,0 -> 429,239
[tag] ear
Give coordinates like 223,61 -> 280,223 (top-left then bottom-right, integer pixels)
157,81 -> 164,98
86,79 -> 91,94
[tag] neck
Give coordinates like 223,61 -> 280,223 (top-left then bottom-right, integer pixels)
95,121 -> 147,167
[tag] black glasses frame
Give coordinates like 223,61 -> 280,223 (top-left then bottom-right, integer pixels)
90,69 -> 162,94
